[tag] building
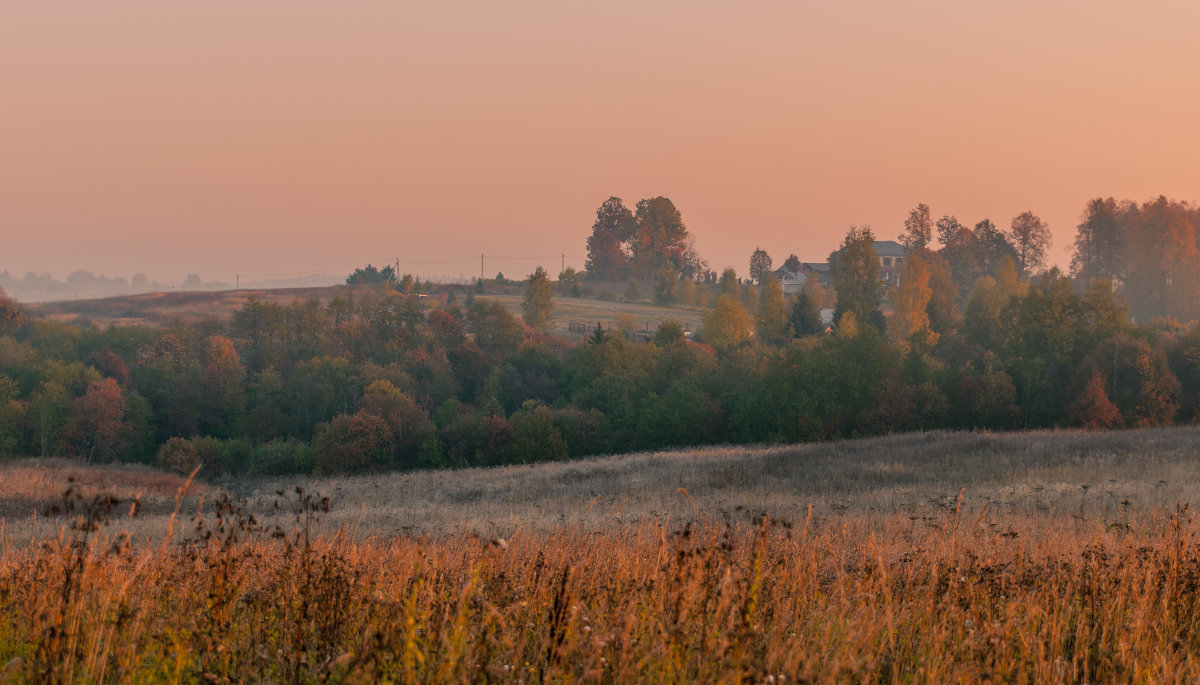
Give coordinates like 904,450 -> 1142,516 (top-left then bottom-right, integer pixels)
873,240 -> 907,288
776,241 -> 907,293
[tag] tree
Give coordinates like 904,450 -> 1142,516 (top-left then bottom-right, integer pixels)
1067,358 -> 1122,429
346,264 -> 397,285
312,410 -> 396,474
0,288 -> 21,333
830,225 -> 884,332
900,203 -> 933,250
631,197 -> 688,279
717,268 -> 740,300
1071,197 -> 1126,287
654,264 -> 679,305
701,295 -> 753,351
935,215 -> 966,248
654,319 -> 686,346
974,219 -> 1018,275
783,254 -> 802,273
467,299 -> 524,359
889,253 -> 934,343
585,197 -> 634,280
791,282 -> 823,337
62,378 -> 129,463
749,248 -> 773,284
522,267 -> 554,331
1124,196 -> 1200,321
1008,211 -> 1051,275
755,273 -> 790,342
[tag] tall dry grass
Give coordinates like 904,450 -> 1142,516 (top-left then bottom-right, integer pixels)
2,488 -> 1200,682
4,428 -> 1200,682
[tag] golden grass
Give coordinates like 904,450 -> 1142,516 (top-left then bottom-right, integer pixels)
3,428 -> 1200,682
477,294 -> 705,336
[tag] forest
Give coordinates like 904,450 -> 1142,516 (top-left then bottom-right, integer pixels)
1,195 -> 1200,476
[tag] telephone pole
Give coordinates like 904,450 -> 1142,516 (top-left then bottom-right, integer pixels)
480,254 -> 484,281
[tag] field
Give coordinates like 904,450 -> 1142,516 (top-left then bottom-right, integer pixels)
22,284 -> 705,337
3,428 -> 1200,682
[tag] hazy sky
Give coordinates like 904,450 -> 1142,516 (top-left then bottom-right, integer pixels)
3,1 -> 1199,286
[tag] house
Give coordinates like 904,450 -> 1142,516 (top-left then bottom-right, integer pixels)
776,240 -> 907,293
873,240 -> 907,288
772,266 -> 807,294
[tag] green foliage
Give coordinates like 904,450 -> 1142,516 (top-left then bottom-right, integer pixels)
312,410 -> 396,474
467,299 -> 524,359
346,264 -> 397,285
653,319 -> 686,347
830,225 -> 884,333
701,295 -> 752,351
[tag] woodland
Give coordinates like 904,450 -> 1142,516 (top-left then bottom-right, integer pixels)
1,195 -> 1199,476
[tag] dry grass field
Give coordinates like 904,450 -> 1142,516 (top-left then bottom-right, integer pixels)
22,284 -> 705,334
478,293 -> 705,337
3,427 -> 1200,682
25,287 -> 353,327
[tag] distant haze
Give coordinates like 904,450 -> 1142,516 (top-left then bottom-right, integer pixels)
3,1 -> 1198,285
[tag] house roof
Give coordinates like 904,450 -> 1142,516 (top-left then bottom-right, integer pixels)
873,240 -> 907,257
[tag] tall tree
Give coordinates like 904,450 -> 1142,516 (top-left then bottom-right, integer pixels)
1124,196 -> 1200,321
749,248 -> 773,284
783,254 -> 802,273
899,203 -> 933,250
935,215 -> 966,248
1071,197 -> 1126,287
522,267 -> 555,331
974,219 -> 1018,275
585,197 -> 635,281
830,225 -> 884,332
1008,211 -> 1051,275
702,295 -> 753,351
755,274 -> 790,343
890,253 -> 934,343
631,197 -> 688,279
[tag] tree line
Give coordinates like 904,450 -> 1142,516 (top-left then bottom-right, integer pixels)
0,194 -> 1198,474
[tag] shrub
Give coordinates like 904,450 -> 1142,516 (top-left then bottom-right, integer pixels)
312,411 -> 396,474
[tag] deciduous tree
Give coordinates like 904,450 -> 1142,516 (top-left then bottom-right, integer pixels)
585,197 -> 634,280
749,248 -> 773,284
522,267 -> 554,331
1008,211 -> 1051,275
830,225 -> 884,332
900,203 -> 933,250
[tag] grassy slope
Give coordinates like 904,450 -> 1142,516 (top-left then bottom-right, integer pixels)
4,426 -> 1198,541
23,284 -> 705,334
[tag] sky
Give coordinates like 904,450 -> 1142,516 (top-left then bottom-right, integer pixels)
2,1 -> 1199,287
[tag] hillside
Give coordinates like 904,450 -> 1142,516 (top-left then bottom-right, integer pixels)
22,284 -> 706,335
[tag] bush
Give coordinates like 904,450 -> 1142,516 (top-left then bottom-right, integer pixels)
510,404 -> 568,463
248,438 -> 314,476
156,437 -> 201,476
312,411 -> 396,474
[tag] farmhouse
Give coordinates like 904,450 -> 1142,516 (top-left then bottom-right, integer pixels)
773,241 -> 907,293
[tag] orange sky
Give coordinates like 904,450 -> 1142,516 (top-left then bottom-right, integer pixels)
2,1 -> 1199,287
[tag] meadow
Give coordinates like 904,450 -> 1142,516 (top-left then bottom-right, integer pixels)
2,427 -> 1200,682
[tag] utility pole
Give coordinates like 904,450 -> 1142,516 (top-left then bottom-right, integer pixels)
561,253 -> 565,275
236,274 -> 239,290
481,254 -> 484,281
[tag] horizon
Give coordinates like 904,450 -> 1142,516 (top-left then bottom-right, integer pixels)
3,2 -> 1199,284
